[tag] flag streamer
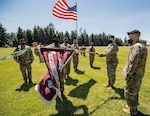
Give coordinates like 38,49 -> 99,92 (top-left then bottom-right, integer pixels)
0,48 -> 30,62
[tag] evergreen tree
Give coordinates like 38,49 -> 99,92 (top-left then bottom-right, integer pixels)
1,22 -> 148,47
17,27 -> 24,40
70,30 -> 76,44
26,29 -> 33,46
32,25 -> 39,42
0,23 -> 8,47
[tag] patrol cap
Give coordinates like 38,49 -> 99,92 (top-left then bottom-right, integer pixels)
90,42 -> 94,45
108,35 -> 115,39
52,34 -> 60,39
64,37 -> 68,41
19,38 -> 26,43
52,34 -> 60,41
127,30 -> 140,35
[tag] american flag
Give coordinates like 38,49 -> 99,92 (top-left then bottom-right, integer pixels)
52,0 -> 77,20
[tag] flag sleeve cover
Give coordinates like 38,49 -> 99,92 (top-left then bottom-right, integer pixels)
35,47 -> 74,104
52,0 -> 77,20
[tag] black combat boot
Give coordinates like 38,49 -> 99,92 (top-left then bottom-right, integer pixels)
29,79 -> 33,84
24,79 -> 27,84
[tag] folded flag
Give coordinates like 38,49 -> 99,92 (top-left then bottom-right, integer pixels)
35,48 -> 74,104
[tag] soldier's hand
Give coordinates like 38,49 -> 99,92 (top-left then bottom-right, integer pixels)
98,53 -> 103,57
100,54 -> 104,57
95,52 -> 99,55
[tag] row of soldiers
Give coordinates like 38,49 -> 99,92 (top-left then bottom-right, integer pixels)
13,34 -> 95,97
34,34 -> 81,96
13,29 -> 148,116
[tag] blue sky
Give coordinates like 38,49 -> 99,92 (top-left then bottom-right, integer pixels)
0,0 -> 150,43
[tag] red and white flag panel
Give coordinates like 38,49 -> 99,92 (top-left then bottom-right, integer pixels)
35,48 -> 74,104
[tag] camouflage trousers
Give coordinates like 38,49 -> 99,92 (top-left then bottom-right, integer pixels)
89,54 -> 95,66
106,63 -> 117,86
64,60 -> 71,75
73,54 -> 79,71
19,63 -> 32,81
39,56 -> 44,63
124,75 -> 142,112
56,71 -> 65,92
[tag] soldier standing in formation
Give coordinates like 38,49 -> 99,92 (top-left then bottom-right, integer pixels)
97,35 -> 119,90
88,42 -> 95,68
122,30 -> 148,116
45,34 -> 61,48
61,37 -> 71,79
33,42 -> 44,63
46,34 -> 66,96
80,45 -> 86,56
34,34 -> 65,97
14,38 -> 34,84
71,39 -> 79,72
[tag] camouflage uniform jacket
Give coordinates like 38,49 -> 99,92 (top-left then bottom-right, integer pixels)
61,43 -> 71,49
122,42 -> 148,83
71,44 -> 79,55
34,43 -> 61,58
103,42 -> 119,64
89,46 -> 95,55
14,45 -> 34,64
45,43 -> 61,48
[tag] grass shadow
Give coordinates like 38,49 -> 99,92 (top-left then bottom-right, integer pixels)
75,69 -> 85,74
88,87 -> 125,115
89,96 -> 113,115
68,79 -> 96,100
112,87 -> 125,99
65,77 -> 79,86
138,111 -> 150,116
91,66 -> 101,70
51,95 -> 88,116
15,82 -> 36,92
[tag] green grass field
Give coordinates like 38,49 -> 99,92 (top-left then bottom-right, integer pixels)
0,46 -> 150,116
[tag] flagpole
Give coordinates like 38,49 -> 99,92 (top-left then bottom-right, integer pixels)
76,19 -> 78,44
75,0 -> 78,45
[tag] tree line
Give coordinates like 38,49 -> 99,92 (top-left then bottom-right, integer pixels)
0,23 -> 147,47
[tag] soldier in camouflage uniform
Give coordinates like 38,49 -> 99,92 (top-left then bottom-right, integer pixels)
97,35 -> 119,89
61,37 -> 71,79
14,38 -> 34,84
89,42 -> 95,68
45,34 -> 61,48
33,42 -> 44,63
80,45 -> 86,56
122,30 -> 148,116
71,39 -> 79,72
34,34 -> 65,96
